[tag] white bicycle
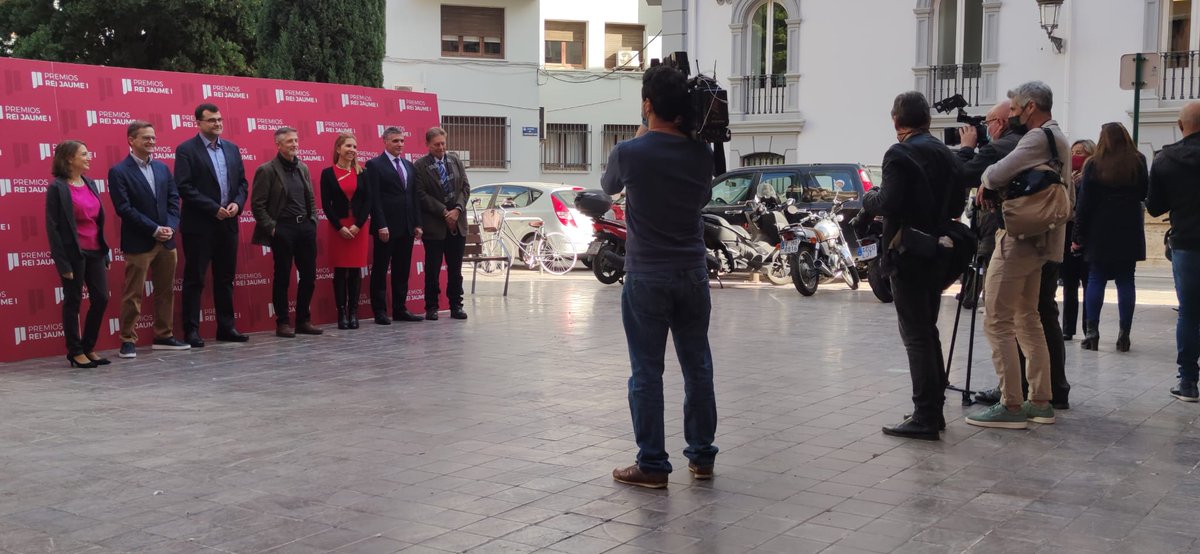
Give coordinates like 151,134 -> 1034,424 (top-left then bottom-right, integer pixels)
472,200 -> 577,276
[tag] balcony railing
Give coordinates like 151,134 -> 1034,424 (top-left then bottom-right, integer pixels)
742,74 -> 788,115
925,63 -> 982,107
1160,51 -> 1200,100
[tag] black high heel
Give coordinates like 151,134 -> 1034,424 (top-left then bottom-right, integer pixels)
1115,329 -> 1131,352
85,352 -> 111,365
67,354 -> 98,369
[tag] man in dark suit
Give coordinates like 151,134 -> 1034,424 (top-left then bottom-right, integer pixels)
174,103 -> 249,347
108,121 -> 189,358
414,127 -> 470,321
367,127 -> 425,324
250,127 -> 323,338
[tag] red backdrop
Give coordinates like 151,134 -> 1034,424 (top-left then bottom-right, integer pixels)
0,58 -> 444,363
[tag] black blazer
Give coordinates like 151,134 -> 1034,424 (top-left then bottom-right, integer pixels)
1074,158 -> 1149,263
108,155 -> 181,253
365,154 -> 420,236
320,166 -> 371,231
174,134 -> 248,232
46,177 -> 109,275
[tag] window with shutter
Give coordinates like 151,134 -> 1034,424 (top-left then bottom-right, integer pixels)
604,24 -> 644,70
441,5 -> 505,59
545,20 -> 586,69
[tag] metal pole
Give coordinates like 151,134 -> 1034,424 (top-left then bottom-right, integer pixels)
1134,54 -> 1144,146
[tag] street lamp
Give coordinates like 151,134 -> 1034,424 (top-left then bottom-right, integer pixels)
1036,0 -> 1065,53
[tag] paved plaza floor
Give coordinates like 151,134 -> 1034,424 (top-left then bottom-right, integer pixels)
1,268 -> 1197,553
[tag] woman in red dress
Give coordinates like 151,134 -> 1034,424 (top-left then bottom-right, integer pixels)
320,133 -> 371,329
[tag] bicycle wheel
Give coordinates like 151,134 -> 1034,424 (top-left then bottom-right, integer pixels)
477,238 -> 511,276
536,232 -> 578,275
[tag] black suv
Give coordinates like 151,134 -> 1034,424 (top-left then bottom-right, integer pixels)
704,163 -> 875,224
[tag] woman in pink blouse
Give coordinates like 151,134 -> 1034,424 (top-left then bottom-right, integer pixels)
46,141 -> 111,368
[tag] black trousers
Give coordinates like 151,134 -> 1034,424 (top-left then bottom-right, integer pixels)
891,260 -> 948,423
61,250 -> 109,356
1018,261 -> 1071,403
270,221 -> 317,324
371,233 -> 415,316
423,234 -> 466,311
1060,253 -> 1089,336
181,222 -> 239,335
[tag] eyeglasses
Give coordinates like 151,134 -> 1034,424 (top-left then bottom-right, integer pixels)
199,117 -> 223,123
984,118 -> 1001,125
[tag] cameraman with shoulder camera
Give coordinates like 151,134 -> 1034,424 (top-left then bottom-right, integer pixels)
966,81 -> 1071,430
857,91 -> 964,441
602,64 -> 718,488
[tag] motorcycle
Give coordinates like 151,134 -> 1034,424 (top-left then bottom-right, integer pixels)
575,191 -> 627,285
703,186 -> 795,286
782,198 -> 861,296
852,215 -> 892,303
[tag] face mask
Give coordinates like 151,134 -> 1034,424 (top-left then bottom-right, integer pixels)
1071,155 -> 1086,172
1008,104 -> 1030,135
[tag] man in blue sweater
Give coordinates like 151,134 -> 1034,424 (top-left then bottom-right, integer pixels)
602,64 -> 718,488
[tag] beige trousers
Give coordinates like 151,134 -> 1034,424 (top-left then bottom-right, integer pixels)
984,232 -> 1052,406
120,243 -> 177,343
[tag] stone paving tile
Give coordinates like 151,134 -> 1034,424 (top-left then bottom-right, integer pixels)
0,272 -> 1198,553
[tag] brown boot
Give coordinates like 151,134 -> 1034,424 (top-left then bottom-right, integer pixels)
612,464 -> 668,489
276,323 -> 296,338
295,321 -> 324,335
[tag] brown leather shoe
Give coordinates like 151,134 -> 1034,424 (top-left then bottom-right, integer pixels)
612,464 -> 668,489
276,323 -> 296,338
295,321 -> 324,335
687,463 -> 714,480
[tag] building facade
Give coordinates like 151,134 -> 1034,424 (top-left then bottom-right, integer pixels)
382,0 -> 662,189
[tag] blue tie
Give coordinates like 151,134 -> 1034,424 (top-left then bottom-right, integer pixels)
436,159 -> 450,195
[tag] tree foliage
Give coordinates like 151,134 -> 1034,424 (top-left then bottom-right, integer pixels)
0,0 -> 260,76
256,0 -> 384,87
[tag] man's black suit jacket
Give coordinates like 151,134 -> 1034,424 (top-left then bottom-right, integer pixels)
366,154 -> 421,236
174,135 -> 248,233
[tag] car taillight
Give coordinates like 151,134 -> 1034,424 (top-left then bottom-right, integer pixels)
859,168 -> 874,191
552,195 -> 575,227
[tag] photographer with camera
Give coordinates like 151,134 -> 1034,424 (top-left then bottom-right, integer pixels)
857,91 -> 965,441
966,81 -> 1072,429
959,100 -> 1072,410
602,64 -> 719,488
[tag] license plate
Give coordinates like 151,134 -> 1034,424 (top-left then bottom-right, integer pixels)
585,242 -> 602,256
781,239 -> 800,254
857,243 -> 878,260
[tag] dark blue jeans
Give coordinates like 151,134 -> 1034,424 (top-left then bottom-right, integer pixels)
1174,249 -> 1200,383
621,268 -> 718,474
1085,260 -> 1136,330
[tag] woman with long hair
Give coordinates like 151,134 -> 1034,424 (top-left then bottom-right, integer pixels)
46,141 -> 111,368
1073,123 -> 1148,352
319,133 -> 371,329
1061,139 -> 1095,340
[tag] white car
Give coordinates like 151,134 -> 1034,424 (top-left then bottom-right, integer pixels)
467,182 -> 595,268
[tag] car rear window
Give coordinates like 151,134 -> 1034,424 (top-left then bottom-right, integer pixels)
552,190 -> 581,207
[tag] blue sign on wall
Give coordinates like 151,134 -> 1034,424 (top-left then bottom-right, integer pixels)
522,126 -> 539,137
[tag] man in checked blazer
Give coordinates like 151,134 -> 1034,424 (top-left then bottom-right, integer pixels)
413,127 -> 470,321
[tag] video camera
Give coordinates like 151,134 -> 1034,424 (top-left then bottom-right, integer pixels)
651,51 -> 732,175
933,94 -> 988,148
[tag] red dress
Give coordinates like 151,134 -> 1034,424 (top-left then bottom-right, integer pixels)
324,166 -> 370,268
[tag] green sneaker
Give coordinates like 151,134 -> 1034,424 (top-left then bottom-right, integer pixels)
1023,401 -> 1056,424
965,403 -> 1028,429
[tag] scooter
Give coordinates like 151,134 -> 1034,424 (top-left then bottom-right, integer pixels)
703,189 -> 796,286
575,191 -> 627,285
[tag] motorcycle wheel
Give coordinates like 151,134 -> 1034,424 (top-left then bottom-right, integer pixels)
841,260 -> 860,290
791,250 -> 819,296
592,243 -> 624,285
764,253 -> 792,285
867,258 -> 894,303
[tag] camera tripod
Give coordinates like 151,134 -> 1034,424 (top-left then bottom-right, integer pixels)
943,253 -> 986,407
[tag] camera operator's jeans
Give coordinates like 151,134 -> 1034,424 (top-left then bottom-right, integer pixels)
1173,249 -> 1200,383
985,235 -> 1052,407
621,268 -> 718,474
891,258 -> 948,423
